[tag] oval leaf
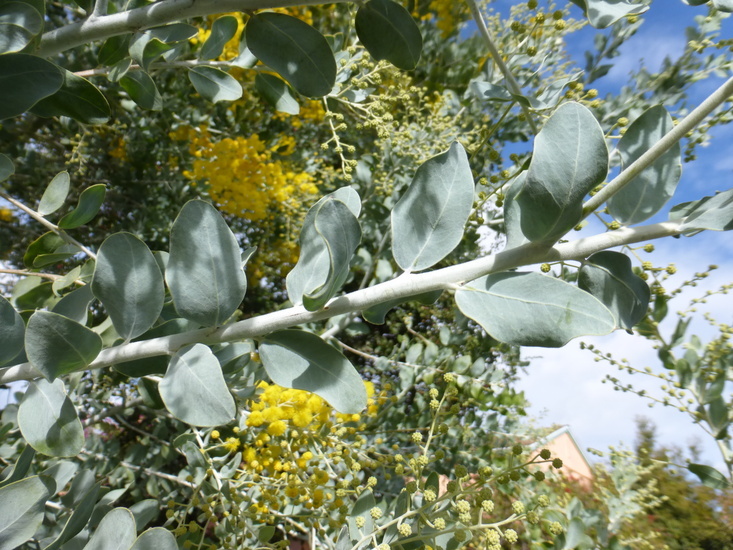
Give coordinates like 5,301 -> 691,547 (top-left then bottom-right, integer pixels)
31,70 -> 110,125
0,1 -> 43,54
58,184 -> 106,229
120,71 -> 163,110
188,66 -> 242,103
246,12 -> 336,98
38,171 -> 70,216
25,310 -> 102,381
18,379 -> 85,456
200,15 -> 239,60
608,105 -> 681,225
0,475 -> 55,549
514,102 -> 607,244
287,188 -> 361,309
0,294 -> 24,366
83,508 -> 137,550
455,271 -> 616,347
159,344 -> 236,427
355,0 -> 423,70
52,284 -> 94,325
0,53 -> 63,119
259,329 -> 367,414
92,233 -> 165,340
391,141 -> 474,272
166,200 -> 246,326
688,463 -> 730,489
578,251 -> 650,330
255,73 -> 300,115
130,527 -> 178,550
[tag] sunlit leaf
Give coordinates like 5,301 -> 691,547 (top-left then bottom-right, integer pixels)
392,142 -> 474,272
38,171 -> 70,215
671,188 -> 733,233
188,66 -> 242,103
608,105 -> 681,225
287,188 -> 361,310
455,272 -> 615,347
255,73 -> 299,115
82,508 -> 137,550
512,102 -> 608,244
166,200 -> 246,326
92,233 -> 165,340
569,0 -> 649,28
130,527 -> 178,550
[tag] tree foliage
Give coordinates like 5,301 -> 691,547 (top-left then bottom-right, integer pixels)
1,0 -> 733,548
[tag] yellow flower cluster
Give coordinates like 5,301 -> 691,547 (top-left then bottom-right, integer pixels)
212,381 -> 384,517
172,126 -> 319,221
0,207 -> 14,222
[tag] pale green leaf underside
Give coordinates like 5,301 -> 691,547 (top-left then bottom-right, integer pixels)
0,475 -> 55,549
455,272 -> 615,347
92,232 -> 165,340
82,507 -> 137,550
392,141 -> 475,272
260,330 -> 367,414
609,105 -> 681,225
18,379 -> 85,457
159,344 -> 236,427
166,200 -> 246,327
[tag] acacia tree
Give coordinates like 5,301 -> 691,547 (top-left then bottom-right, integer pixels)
1,0 -> 733,549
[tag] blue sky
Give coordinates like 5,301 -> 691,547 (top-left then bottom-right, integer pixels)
484,1 -> 733,468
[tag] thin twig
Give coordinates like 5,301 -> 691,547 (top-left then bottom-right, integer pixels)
466,0 -> 539,134
0,192 -> 97,260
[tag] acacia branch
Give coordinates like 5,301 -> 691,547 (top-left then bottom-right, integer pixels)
583,75 -> 733,216
0,221 -> 685,384
37,0 -> 352,58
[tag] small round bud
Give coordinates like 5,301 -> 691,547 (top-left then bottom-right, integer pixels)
411,432 -> 423,444
505,529 -> 518,543
434,517 -> 446,530
552,10 -> 563,20
398,523 -> 412,537
512,444 -> 523,456
512,501 -> 525,515
538,495 -> 550,507
618,117 -> 629,127
370,507 -> 382,519
540,448 -> 551,460
211,430 -> 220,439
552,458 -> 563,469
355,516 -> 365,528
